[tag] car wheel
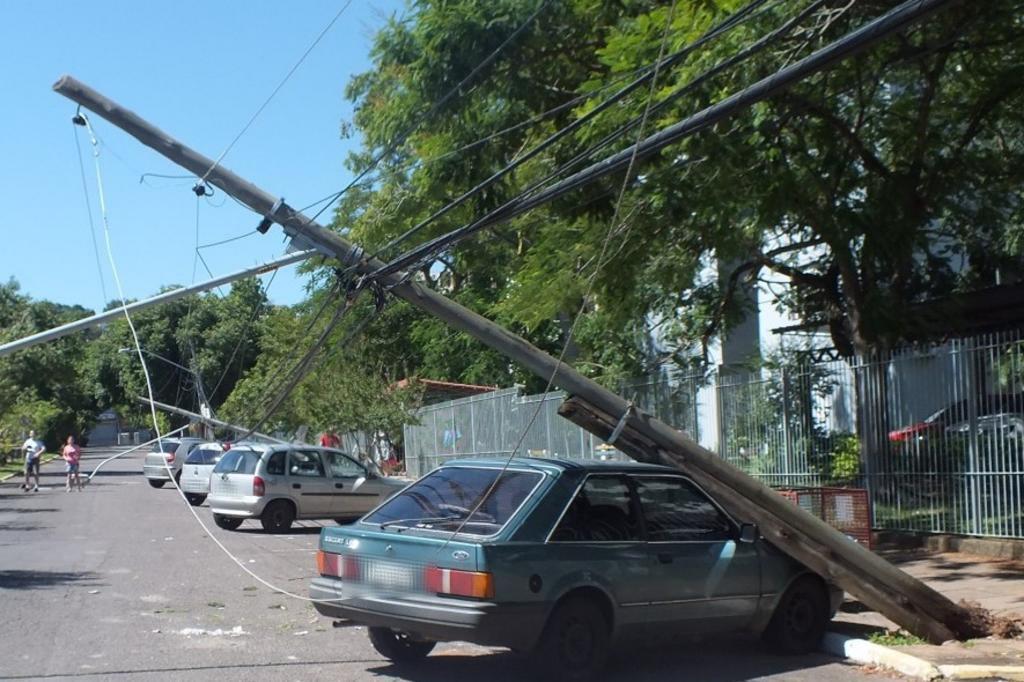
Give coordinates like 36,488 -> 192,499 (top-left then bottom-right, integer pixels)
148,479 -> 165,489
213,513 -> 244,531
185,493 -> 207,506
534,596 -> 610,681
762,576 -> 830,654
260,500 -> 295,533
368,627 -> 436,664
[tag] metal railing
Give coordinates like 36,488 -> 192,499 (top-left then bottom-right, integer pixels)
402,330 -> 1024,539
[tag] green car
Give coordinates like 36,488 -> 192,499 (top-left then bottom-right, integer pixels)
311,458 -> 841,679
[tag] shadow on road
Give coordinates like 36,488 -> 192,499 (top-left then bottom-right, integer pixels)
0,507 -> 59,514
368,638 -> 851,682
0,522 -> 50,532
0,569 -> 103,590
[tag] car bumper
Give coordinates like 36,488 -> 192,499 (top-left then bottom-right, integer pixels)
208,495 -> 265,518
143,465 -> 177,481
309,577 -> 546,651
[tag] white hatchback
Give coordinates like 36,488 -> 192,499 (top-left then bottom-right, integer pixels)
179,441 -> 225,506
208,444 -> 408,532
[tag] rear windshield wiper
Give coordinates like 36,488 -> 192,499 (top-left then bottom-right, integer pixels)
379,516 -> 462,532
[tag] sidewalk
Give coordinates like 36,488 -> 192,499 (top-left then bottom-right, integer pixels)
827,549 -> 1024,679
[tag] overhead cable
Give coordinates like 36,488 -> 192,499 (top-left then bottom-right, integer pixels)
370,0 -> 949,280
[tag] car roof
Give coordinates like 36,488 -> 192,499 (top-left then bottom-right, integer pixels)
439,456 -> 677,475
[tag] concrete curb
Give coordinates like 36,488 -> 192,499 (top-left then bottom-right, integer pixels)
938,664 -> 1024,681
822,632 -> 941,680
823,632 -> 1024,681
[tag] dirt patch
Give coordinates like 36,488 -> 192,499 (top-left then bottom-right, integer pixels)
959,600 -> 1024,639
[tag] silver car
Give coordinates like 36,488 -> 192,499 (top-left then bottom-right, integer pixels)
180,441 -> 225,506
208,444 -> 407,532
143,437 -> 205,488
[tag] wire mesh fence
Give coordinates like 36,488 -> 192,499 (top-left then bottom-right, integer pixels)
403,330 -> 1024,539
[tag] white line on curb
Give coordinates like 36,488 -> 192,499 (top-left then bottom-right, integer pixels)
821,632 -> 942,680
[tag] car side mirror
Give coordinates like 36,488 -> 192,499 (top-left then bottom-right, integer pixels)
738,523 -> 758,544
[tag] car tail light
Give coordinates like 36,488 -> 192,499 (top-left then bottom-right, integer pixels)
424,566 -> 494,599
253,476 -> 265,497
166,452 -> 175,463
316,551 -> 360,579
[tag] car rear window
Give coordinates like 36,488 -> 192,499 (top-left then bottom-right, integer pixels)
152,440 -> 179,453
363,466 -> 543,536
186,447 -> 222,465
212,449 -> 261,475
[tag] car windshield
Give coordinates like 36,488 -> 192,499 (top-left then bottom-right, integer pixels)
186,447 -> 222,465
212,449 -> 261,475
364,466 -> 542,535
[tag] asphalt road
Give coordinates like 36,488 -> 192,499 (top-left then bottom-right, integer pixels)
0,447 -> 898,681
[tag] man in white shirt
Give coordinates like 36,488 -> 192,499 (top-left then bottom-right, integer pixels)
21,430 -> 44,492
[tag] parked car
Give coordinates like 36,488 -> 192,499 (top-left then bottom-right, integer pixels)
310,458 -> 842,679
208,444 -> 407,532
888,394 -> 1024,443
143,437 -> 205,488
179,441 -> 225,506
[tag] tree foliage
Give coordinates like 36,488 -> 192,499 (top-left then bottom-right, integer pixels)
334,0 -> 1024,373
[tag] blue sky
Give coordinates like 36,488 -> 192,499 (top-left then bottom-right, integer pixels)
0,0 -> 404,312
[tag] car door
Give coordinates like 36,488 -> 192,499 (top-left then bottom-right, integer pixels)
323,450 -> 381,517
547,474 -> 651,633
286,450 -> 334,517
633,474 -> 761,633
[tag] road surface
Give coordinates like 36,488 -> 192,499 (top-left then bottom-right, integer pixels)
0,446 -> 898,681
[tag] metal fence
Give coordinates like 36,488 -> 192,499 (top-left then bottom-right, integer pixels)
403,330 -> 1024,539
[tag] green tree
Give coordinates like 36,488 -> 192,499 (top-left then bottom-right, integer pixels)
335,0 -> 1024,374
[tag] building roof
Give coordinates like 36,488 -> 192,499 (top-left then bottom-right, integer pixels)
394,378 -> 497,405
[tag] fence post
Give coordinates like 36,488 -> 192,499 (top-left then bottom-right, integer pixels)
781,366 -> 794,484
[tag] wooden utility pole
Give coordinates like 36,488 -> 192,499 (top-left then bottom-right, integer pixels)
53,17 -> 974,641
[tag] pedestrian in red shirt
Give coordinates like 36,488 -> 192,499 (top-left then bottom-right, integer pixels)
319,431 -> 340,448
62,435 -> 83,492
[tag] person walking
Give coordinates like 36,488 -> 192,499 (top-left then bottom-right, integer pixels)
319,430 -> 341,449
62,435 -> 83,492
21,430 -> 44,492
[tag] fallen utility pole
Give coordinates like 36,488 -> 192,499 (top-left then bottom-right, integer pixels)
53,0 -> 974,643
138,396 -> 289,444
0,250 -> 314,358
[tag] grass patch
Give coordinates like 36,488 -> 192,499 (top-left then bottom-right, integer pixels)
868,630 -> 926,647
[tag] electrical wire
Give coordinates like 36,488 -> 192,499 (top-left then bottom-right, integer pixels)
78,113 -> 348,605
368,0 -> 834,281
297,0 -> 553,227
72,123 -> 110,307
197,0 -> 355,186
437,0 -> 681,550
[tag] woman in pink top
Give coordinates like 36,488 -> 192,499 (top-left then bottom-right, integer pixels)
62,435 -> 83,492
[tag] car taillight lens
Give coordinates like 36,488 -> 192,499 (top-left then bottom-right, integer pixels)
424,566 -> 494,599
316,551 -> 360,579
166,452 -> 175,463
253,476 -> 265,497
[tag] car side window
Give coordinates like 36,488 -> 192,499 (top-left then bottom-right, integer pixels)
550,475 -> 641,542
634,476 -> 733,542
326,451 -> 364,478
289,450 -> 325,478
266,451 -> 286,476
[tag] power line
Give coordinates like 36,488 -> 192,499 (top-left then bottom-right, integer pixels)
298,0 -> 554,225
369,0 -> 900,281
197,0 -> 355,186
71,121 -> 110,307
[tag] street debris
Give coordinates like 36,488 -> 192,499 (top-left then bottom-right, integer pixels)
176,626 -> 248,638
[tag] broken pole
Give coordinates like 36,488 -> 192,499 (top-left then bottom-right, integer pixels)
54,54 -> 974,642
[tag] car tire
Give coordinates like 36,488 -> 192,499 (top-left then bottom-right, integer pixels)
185,493 -> 207,506
213,513 -> 244,531
533,596 -> 610,681
367,627 -> 436,664
762,576 -> 830,654
148,479 -> 165,489
260,500 -> 295,533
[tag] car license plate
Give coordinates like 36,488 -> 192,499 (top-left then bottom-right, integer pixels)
364,561 -> 416,591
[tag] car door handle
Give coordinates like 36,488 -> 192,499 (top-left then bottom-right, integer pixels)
292,483 -> 301,490
335,483 -> 344,489
657,553 -> 674,564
